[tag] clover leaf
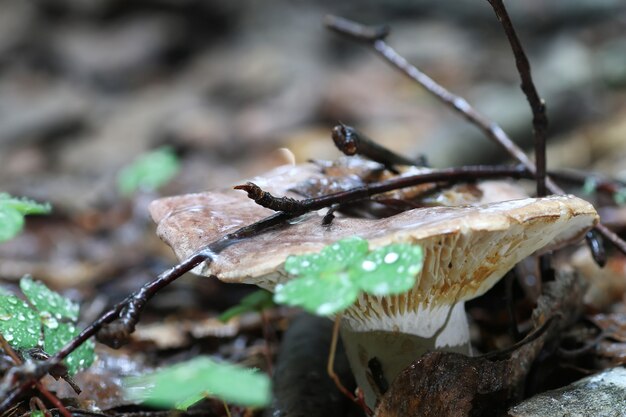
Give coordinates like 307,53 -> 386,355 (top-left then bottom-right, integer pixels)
117,147 -> 180,196
274,237 -> 424,316
219,290 -> 275,323
0,276 -> 94,375
124,356 -> 271,409
614,188 -> 626,206
274,272 -> 359,316
0,194 -> 51,242
352,244 -> 423,296
0,295 -> 40,350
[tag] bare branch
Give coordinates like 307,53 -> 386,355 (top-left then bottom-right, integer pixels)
324,14 -> 626,256
486,0 -> 548,197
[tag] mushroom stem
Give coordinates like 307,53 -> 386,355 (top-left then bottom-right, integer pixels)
339,302 -> 471,408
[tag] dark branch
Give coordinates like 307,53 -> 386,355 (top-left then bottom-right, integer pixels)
331,124 -> 425,172
486,0 -> 548,198
236,164 -> 530,214
324,14 -> 626,257
0,212 -> 297,412
324,15 -> 389,42
234,183 -> 307,214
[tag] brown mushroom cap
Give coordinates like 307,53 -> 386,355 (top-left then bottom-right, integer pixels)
150,163 -> 598,317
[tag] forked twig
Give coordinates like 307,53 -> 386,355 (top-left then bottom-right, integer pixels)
0,334 -> 72,417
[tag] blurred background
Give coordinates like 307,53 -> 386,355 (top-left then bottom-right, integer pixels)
1,0 -> 626,410
1,0 -> 626,315
1,0 -> 626,204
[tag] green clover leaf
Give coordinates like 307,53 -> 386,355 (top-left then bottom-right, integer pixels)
274,237 -> 424,316
219,290 -> 275,322
352,244 -> 424,296
0,276 -> 95,375
0,295 -> 41,350
43,321 -> 94,375
124,356 -> 271,409
0,194 -> 51,242
20,276 -> 79,321
284,236 -> 368,276
274,272 -> 359,316
117,147 -> 180,196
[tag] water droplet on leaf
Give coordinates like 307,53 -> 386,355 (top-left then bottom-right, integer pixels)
361,260 -> 377,271
384,252 -> 399,264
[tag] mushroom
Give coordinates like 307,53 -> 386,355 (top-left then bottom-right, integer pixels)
150,162 -> 598,406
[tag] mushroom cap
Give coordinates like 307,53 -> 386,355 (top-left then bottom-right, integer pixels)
150,163 -> 598,332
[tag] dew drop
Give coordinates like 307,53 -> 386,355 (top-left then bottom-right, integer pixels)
384,252 -> 399,264
0,313 -> 11,321
7,298 -> 17,305
317,302 -> 335,315
43,315 -> 59,329
27,328 -> 36,334
361,260 -> 377,271
375,283 -> 389,294
301,260 -> 310,268
17,314 -> 25,321
5,334 -> 13,342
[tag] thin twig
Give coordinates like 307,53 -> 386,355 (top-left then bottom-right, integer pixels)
259,311 -> 274,375
326,314 -> 372,415
331,123 -> 424,172
0,212 -> 297,412
486,0 -> 548,197
30,397 -> 52,417
324,14 -> 626,256
0,334 -> 73,417
557,330 -> 605,359
236,164 -> 530,213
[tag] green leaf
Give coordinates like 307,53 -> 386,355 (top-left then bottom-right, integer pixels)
30,411 -> 45,417
0,277 -> 96,375
275,237 -> 424,316
0,194 -> 51,242
0,194 -> 51,215
0,207 -> 24,243
352,244 -> 424,296
614,188 -> 626,206
219,290 -> 275,322
125,357 -> 271,408
274,272 -> 359,315
581,177 -> 597,195
20,276 -> 79,321
43,321 -> 94,375
175,393 -> 207,411
117,147 -> 180,196
0,295 -> 41,350
284,236 -> 368,276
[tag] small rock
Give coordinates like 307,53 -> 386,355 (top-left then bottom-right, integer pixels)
509,367 -> 626,417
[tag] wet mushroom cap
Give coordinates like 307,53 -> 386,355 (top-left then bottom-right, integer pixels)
150,163 -> 598,318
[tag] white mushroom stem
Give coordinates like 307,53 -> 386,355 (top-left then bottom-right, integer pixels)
339,302 -> 471,408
